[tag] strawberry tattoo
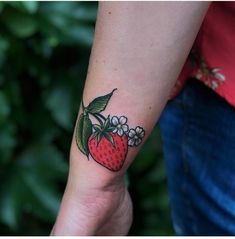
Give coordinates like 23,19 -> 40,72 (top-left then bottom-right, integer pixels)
75,89 -> 145,172
89,132 -> 128,171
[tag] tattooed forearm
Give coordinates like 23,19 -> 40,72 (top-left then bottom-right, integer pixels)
75,89 -> 145,172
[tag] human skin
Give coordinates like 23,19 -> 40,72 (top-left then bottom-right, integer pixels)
51,2 -> 210,236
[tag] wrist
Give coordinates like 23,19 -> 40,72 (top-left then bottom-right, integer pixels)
68,139 -> 127,193
53,137 -> 132,236
53,171 -> 131,235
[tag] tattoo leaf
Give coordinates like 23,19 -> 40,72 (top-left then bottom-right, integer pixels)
75,113 -> 92,156
103,132 -> 115,146
86,88 -> 117,114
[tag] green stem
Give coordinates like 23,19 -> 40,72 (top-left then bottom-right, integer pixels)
95,113 -> 106,122
82,100 -> 85,111
91,113 -> 104,126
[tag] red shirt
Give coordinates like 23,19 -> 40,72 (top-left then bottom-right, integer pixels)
172,2 -> 235,107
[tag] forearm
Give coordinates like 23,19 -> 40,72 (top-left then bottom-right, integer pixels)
53,2 -> 210,235
70,2 -> 209,185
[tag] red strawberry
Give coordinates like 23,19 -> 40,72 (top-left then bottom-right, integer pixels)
88,132 -> 128,172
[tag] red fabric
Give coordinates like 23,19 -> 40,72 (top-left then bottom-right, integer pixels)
172,2 -> 235,107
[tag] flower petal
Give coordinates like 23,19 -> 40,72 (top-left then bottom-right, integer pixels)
113,128 -> 118,133
129,129 -> 135,138
122,124 -> 129,132
119,116 -> 127,125
128,139 -> 135,146
136,126 -> 142,133
211,68 -> 220,73
118,128 -> 123,136
215,73 -> 225,81
111,116 -> 119,126
135,138 -> 141,146
211,81 -> 218,90
140,131 -> 145,138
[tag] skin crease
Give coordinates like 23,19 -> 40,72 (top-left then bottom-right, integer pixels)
52,2 -> 210,236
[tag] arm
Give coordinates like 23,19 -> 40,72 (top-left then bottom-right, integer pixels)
52,2 -> 210,235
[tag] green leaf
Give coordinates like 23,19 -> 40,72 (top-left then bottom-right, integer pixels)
86,88 -> 117,114
0,123 -> 16,164
19,144 -> 68,180
97,133 -> 102,143
104,116 -> 110,129
21,2 -> 39,14
45,85 -> 72,130
103,132 -> 114,146
63,24 -> 95,47
93,124 -> 101,131
0,2 -> 4,13
1,10 -> 37,38
0,91 -> 10,124
0,179 -> 19,229
75,113 -> 92,156
39,2 -> 97,22
15,144 -> 68,221
21,172 -> 60,217
0,37 -> 9,52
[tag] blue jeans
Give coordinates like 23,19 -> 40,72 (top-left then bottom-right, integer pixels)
159,79 -> 235,235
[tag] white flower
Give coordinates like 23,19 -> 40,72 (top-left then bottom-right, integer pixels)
211,80 -> 219,90
111,116 -> 129,136
212,68 -> 226,82
128,126 -> 145,147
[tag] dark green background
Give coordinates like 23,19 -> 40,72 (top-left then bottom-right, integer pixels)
0,2 -> 173,235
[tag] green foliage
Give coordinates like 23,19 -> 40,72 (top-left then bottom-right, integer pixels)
76,113 -> 92,156
86,88 -> 117,113
0,1 -> 173,235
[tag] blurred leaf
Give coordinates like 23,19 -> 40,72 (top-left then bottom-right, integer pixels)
147,159 -> 166,183
30,108 -> 60,143
0,37 -> 9,52
0,2 -> 3,12
0,177 -> 21,229
17,145 -> 68,220
71,3 -> 98,21
47,36 -> 59,48
0,91 -> 10,124
6,2 -> 38,14
125,174 -> 130,187
0,123 -> 16,164
19,144 -> 68,181
63,24 -> 95,46
45,85 -> 73,130
140,189 -> 169,210
0,2 -> 99,235
21,2 -> 39,14
0,38 -> 9,66
21,172 -> 60,217
38,2 -> 95,46
1,9 -> 37,38
0,75 -> 4,86
39,2 -> 97,22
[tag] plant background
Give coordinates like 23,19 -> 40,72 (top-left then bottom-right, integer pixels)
0,2 -> 174,235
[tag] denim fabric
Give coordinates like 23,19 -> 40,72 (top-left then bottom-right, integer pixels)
159,79 -> 235,235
